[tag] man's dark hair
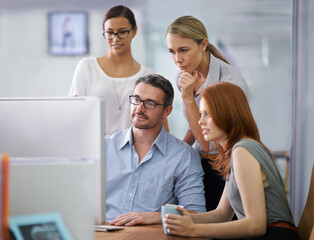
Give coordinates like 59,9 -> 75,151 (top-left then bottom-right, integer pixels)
135,74 -> 174,106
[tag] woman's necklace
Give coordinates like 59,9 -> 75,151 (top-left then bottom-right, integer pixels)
105,59 -> 136,110
111,77 -> 130,110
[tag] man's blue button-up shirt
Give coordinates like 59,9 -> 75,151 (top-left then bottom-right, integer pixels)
105,126 -> 205,221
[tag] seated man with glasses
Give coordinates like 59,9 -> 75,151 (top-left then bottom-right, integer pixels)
105,74 -> 205,226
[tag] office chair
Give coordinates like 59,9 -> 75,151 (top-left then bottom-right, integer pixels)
271,150 -> 290,194
298,164 -> 314,240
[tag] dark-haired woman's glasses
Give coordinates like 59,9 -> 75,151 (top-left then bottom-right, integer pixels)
103,28 -> 133,40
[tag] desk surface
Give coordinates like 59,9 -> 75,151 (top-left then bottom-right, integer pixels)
94,224 -> 206,240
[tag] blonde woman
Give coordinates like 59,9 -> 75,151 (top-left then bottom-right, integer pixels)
166,15 -> 248,211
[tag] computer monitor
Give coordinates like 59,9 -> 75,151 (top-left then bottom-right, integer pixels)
0,97 -> 106,224
10,157 -> 95,240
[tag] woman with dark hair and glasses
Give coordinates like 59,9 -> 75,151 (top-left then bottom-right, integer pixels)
69,5 -> 156,135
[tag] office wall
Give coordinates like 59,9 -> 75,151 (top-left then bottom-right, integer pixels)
0,7 -> 146,97
224,40 -> 293,152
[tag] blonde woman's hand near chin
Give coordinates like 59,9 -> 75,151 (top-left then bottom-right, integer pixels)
178,71 -> 206,104
163,207 -> 197,237
191,70 -> 206,94
178,72 -> 196,104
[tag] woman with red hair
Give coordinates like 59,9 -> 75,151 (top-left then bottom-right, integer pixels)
164,82 -> 299,240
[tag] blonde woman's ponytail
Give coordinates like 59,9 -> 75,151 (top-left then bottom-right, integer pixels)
207,43 -> 230,65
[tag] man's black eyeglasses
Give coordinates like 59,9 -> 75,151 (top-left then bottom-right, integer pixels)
129,95 -> 166,110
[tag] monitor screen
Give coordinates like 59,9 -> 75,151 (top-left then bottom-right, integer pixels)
0,97 -> 105,224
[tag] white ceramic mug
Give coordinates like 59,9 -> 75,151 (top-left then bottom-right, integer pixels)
161,204 -> 183,235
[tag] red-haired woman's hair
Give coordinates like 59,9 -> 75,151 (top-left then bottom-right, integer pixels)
200,82 -> 263,179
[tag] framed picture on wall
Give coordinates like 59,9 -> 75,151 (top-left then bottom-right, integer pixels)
48,11 -> 88,56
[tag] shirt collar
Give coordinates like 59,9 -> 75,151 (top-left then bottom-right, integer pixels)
152,126 -> 167,157
195,53 -> 221,97
117,126 -> 167,156
118,127 -> 133,150
208,53 -> 221,83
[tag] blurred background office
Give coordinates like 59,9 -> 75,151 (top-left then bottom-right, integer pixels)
0,0 -> 313,225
